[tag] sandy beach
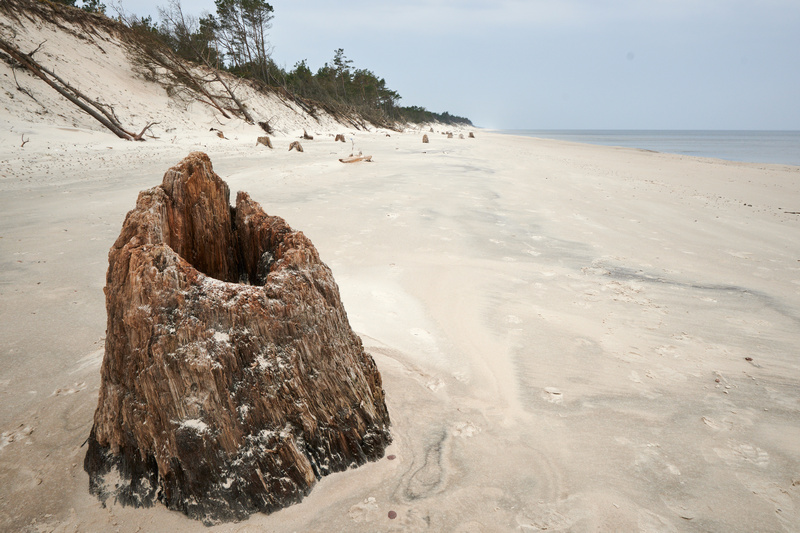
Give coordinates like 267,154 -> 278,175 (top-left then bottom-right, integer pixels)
2,125 -> 799,531
3,5 -> 800,530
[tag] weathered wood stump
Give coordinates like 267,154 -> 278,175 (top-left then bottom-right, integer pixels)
468,132 -> 475,138
84,152 -> 391,525
256,136 -> 272,148
289,141 -> 303,152
334,134 -> 346,143
422,134 -> 429,144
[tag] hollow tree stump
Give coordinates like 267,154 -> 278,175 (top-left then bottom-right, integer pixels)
84,152 -> 391,524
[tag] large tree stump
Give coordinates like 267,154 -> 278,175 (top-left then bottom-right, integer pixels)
84,152 -> 391,524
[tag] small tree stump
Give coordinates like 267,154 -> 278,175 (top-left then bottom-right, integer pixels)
289,141 -> 304,152
422,134 -> 429,144
335,134 -> 345,142
256,136 -> 272,148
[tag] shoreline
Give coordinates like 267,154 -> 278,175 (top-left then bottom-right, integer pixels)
492,128 -> 800,167
2,129 -> 800,531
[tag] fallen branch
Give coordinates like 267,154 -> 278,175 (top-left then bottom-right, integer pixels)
28,40 -> 45,58
133,121 -> 160,141
0,37 -> 137,140
20,134 -> 29,147
339,154 -> 372,163
11,67 -> 42,106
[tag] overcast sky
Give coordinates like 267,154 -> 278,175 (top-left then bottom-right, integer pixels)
112,0 -> 800,130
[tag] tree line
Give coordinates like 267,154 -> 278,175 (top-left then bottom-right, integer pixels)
52,0 -> 472,128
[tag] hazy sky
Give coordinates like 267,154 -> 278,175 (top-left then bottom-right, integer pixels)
113,0 -> 800,129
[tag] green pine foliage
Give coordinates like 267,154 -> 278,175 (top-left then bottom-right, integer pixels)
127,0 -> 472,127
51,0 -> 105,13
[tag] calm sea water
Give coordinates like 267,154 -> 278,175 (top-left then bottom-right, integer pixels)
500,130 -> 800,166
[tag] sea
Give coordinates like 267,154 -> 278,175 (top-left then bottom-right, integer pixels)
499,130 -> 800,167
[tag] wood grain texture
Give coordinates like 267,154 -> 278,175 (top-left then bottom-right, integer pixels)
84,152 -> 391,524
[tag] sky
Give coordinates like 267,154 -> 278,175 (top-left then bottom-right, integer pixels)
110,0 -> 800,130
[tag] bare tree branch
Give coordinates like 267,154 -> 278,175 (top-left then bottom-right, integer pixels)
28,40 -> 45,58
158,0 -> 255,123
11,67 -> 43,106
133,121 -> 160,140
0,37 -> 137,140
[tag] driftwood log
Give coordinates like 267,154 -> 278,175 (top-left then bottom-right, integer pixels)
339,154 -> 372,163
256,136 -> 272,148
84,152 -> 391,524
288,141 -> 303,152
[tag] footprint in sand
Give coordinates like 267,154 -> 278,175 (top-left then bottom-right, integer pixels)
348,497 -> 381,523
714,442 -> 770,467
452,421 -> 481,438
426,378 -> 445,392
452,371 -> 470,384
0,425 -> 35,451
541,387 -> 563,404
51,381 -> 87,396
